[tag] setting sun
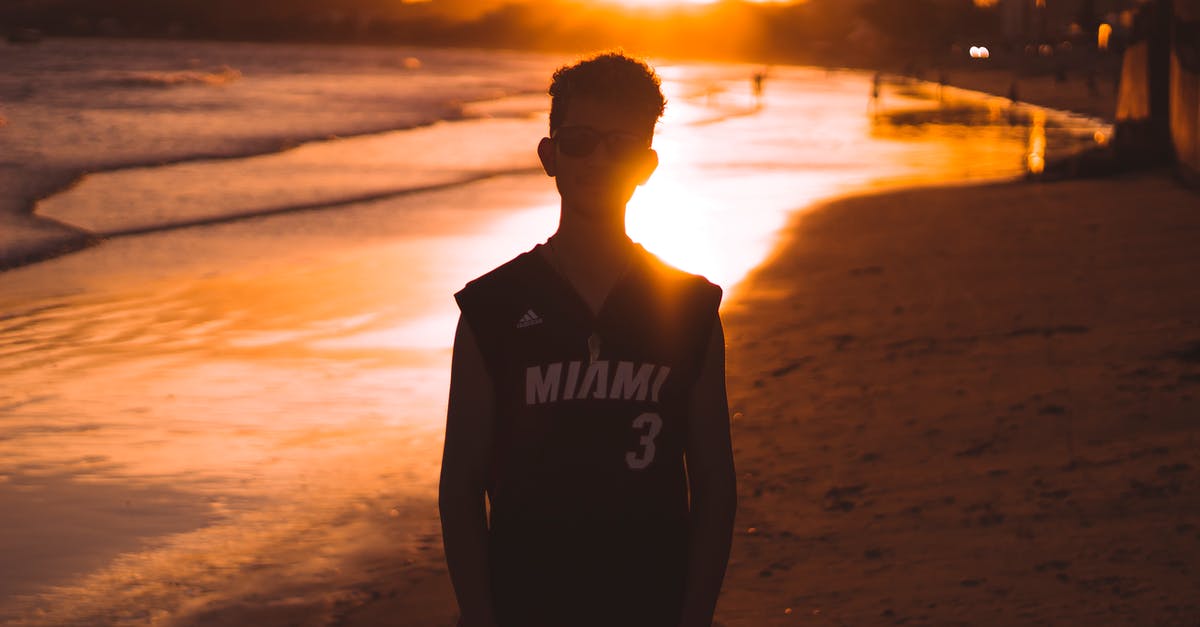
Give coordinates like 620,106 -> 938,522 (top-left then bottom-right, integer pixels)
602,0 -> 778,5
604,0 -> 714,4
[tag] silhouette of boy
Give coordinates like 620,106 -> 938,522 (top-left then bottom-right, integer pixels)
440,52 -> 737,627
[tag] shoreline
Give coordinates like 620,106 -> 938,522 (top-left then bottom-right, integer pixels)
0,38 -> 1117,274
0,115 -> 474,273
869,64 -> 1118,124
0,169 -> 96,271
0,36 -> 551,274
0,68 -> 1112,275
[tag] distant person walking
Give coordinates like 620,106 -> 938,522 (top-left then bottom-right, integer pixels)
752,69 -> 766,109
870,71 -> 883,116
439,52 -> 737,627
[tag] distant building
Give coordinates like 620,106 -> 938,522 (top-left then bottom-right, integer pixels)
1168,0 -> 1199,179
1114,0 -> 1200,181
1001,0 -> 1035,45
999,0 -> 1142,46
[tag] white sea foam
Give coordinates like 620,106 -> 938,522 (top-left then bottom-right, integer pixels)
36,114 -> 547,236
103,65 -> 243,88
0,38 -> 558,267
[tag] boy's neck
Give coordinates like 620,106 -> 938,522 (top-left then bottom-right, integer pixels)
552,199 -> 633,259
551,222 -> 631,260
546,209 -> 637,313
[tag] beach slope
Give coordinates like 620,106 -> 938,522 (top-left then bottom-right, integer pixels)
330,173 -> 1199,627
719,172 -> 1200,625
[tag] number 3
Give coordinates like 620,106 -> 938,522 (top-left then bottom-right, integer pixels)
625,412 -> 662,470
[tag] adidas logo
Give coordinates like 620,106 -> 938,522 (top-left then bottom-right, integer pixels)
516,309 -> 544,329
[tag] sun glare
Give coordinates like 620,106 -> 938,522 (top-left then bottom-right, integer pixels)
608,0 -> 715,4
604,0 -> 775,6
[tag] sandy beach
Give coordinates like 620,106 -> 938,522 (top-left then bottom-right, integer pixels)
316,172 -> 1200,627
718,173 -> 1200,625
332,71 -> 1200,627
6,39 -> 1194,626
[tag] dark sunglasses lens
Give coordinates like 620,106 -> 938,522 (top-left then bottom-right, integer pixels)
556,130 -> 599,157
606,135 -> 646,158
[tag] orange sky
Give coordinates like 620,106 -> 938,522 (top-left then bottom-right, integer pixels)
414,0 -> 803,20
599,0 -> 791,4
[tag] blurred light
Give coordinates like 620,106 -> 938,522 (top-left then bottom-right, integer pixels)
1027,109 -> 1047,175
1068,23 -> 1084,36
987,99 -> 1004,120
604,0 -> 772,5
1098,23 -> 1112,50
1119,10 -> 1134,29
973,0 -> 999,6
1028,153 -> 1045,174
969,46 -> 990,59
1038,44 -> 1054,57
1094,130 -> 1110,146
1036,0 -> 1046,7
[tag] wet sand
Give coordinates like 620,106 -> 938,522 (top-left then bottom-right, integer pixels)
0,169 -> 93,270
927,68 -> 1118,122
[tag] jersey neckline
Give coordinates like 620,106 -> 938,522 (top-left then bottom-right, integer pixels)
528,241 -> 651,327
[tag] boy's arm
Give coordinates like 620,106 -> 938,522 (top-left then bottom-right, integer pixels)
439,315 -> 499,627
679,316 -> 738,627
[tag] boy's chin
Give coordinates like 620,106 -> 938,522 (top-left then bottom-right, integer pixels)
563,188 -> 631,210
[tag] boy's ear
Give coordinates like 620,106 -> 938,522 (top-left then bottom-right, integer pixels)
635,148 -> 659,186
537,137 -> 556,177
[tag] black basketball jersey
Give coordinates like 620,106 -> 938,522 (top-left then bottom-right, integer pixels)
454,242 -> 722,627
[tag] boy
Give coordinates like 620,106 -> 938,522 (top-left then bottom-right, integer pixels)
439,52 -> 736,627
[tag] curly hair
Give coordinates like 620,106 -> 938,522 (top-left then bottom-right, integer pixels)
548,51 -> 666,138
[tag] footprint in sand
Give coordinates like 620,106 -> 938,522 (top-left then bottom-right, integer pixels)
822,485 -> 865,512
1034,560 -> 1071,572
1166,340 -> 1200,363
962,502 -> 1005,526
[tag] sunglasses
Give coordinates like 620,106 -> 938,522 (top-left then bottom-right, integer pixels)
552,126 -> 651,159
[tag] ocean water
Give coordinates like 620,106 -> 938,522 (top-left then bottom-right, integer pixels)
0,38 -> 1109,625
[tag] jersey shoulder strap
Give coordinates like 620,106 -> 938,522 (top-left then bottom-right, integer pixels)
630,247 -> 724,378
454,247 -> 541,378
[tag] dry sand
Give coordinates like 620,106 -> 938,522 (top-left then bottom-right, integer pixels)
718,173 -> 1199,626
325,172 -> 1199,626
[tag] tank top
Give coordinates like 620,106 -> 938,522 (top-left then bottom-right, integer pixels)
454,242 -> 722,627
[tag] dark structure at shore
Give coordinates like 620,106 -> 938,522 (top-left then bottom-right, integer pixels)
1114,0 -> 1200,182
